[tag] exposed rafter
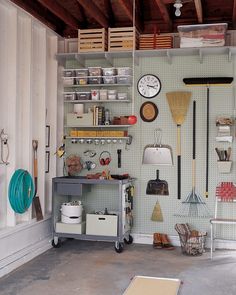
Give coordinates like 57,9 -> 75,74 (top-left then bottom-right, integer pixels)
37,0 -> 79,29
104,0 -> 115,26
194,0 -> 203,23
233,0 -> 236,28
116,0 -> 142,31
76,0 -> 109,28
153,0 -> 172,31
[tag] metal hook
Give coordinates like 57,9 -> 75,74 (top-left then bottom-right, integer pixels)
154,128 -> 162,147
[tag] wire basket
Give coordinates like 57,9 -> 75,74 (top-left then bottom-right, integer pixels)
178,232 -> 206,256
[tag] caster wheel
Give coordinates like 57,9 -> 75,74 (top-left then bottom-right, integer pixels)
124,235 -> 133,245
52,237 -> 62,248
115,242 -> 124,253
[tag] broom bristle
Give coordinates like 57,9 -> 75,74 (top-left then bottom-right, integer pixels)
166,92 -> 191,125
151,201 -> 163,222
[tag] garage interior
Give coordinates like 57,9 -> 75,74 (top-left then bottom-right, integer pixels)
0,0 -> 236,294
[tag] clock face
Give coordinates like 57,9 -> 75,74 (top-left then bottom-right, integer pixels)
137,74 -> 161,99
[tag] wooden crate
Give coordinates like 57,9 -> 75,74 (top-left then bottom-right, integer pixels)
78,28 -> 107,52
139,34 -> 173,50
108,27 -> 139,51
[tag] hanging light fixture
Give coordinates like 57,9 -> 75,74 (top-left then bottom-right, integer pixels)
174,0 -> 183,17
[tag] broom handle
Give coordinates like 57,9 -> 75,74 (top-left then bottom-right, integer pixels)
205,87 -> 209,198
177,125 -> 181,199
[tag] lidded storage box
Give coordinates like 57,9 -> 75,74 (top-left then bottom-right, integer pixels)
102,67 -> 117,76
61,201 -> 83,224
178,23 -> 227,48
86,213 -> 118,236
116,67 -> 132,76
75,69 -> 88,85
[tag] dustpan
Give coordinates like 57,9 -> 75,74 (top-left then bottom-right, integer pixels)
143,129 -> 173,165
146,170 -> 169,195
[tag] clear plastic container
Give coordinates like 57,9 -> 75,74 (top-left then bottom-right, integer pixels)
88,67 -> 102,76
102,67 -> 117,76
103,76 -> 116,84
116,67 -> 132,76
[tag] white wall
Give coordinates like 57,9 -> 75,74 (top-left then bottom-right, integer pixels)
0,0 -> 58,278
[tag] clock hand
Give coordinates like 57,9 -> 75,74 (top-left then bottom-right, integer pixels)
147,84 -> 157,89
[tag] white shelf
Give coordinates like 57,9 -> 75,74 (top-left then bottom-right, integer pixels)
56,46 -> 236,65
66,136 -> 129,140
64,99 -> 131,103
64,125 -> 131,128
63,83 -> 132,88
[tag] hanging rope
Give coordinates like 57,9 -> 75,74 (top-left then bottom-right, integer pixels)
8,169 -> 35,214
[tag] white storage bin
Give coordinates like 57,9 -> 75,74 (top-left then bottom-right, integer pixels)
103,76 -> 116,84
116,67 -> 132,76
86,213 -> 118,236
117,92 -> 128,100
91,89 -> 100,100
67,113 -> 93,126
64,92 -> 77,101
100,89 -> 108,100
56,221 -> 86,234
108,89 -> 117,100
116,75 -> 132,84
63,77 -> 74,86
76,92 -> 91,100
217,161 -> 232,173
102,67 -> 117,76
63,69 -> 75,77
88,67 -> 102,76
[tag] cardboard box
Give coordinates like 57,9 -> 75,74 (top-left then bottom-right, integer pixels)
77,130 -> 97,137
55,221 -> 86,234
70,130 -> 78,137
86,214 -> 117,236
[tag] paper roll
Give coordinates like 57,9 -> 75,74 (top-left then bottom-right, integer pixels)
74,104 -> 84,115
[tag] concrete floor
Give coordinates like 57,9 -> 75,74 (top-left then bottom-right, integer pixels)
0,240 -> 236,295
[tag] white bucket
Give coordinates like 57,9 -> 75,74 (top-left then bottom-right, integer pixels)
61,201 -> 83,224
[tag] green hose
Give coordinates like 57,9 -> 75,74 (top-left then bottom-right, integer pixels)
8,169 -> 35,214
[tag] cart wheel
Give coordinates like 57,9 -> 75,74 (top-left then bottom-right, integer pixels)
115,242 -> 124,253
52,237 -> 62,248
124,235 -> 133,245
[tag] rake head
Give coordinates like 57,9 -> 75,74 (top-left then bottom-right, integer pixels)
175,189 -> 212,218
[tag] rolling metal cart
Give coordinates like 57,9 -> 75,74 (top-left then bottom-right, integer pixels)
52,176 -> 134,253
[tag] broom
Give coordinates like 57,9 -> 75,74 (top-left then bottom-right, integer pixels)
175,101 -> 211,218
166,91 -> 191,199
151,199 -> 163,222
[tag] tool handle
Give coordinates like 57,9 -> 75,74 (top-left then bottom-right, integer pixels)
117,149 -> 121,168
34,159 -> 38,178
156,169 -> 159,180
205,87 -> 209,198
177,125 -> 181,199
193,101 -> 196,160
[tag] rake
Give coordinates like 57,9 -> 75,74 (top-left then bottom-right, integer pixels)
175,100 -> 211,218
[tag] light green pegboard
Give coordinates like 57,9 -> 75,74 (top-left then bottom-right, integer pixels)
63,53 -> 236,239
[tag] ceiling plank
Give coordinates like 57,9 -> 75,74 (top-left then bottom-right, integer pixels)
233,0 -> 236,27
194,0 -> 203,23
153,0 -> 172,31
76,0 -> 109,28
37,0 -> 79,29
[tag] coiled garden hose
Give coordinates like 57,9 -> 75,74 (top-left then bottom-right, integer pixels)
8,169 -> 35,214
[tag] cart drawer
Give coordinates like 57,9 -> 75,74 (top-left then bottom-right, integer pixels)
56,183 -> 83,196
86,214 -> 118,236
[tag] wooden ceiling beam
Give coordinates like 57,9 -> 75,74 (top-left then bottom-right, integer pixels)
116,0 -> 142,31
104,0 -> 115,26
194,0 -> 203,23
233,0 -> 236,27
153,0 -> 172,31
76,0 -> 109,28
37,0 -> 79,29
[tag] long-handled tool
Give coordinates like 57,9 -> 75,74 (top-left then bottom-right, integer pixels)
166,91 -> 191,199
175,101 -> 211,218
183,77 -> 233,198
32,140 -> 43,221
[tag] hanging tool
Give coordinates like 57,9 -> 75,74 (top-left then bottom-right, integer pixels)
166,91 -> 191,199
151,199 -> 163,222
175,101 -> 211,218
117,149 -> 122,168
146,170 -> 169,195
142,129 -> 173,165
0,129 -> 9,165
183,77 -> 233,198
32,140 -> 43,221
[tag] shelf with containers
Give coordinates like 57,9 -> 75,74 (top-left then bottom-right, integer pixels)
58,53 -> 134,145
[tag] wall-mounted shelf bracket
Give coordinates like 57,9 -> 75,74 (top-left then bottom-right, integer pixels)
166,50 -> 172,64
75,54 -> 85,67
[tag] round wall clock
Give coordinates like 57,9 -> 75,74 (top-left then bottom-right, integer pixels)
137,74 -> 161,99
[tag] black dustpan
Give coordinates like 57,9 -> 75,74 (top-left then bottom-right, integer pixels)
146,170 -> 169,195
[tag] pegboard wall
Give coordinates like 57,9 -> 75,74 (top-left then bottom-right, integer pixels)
62,53 -> 236,239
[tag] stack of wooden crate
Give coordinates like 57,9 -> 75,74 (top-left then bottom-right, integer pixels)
139,34 -> 173,50
78,28 -> 107,52
108,27 -> 139,51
